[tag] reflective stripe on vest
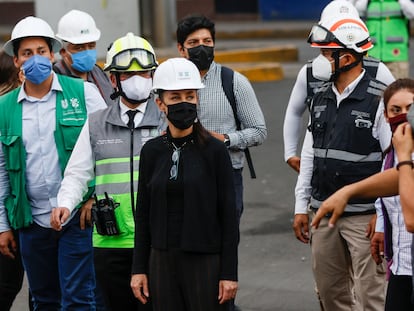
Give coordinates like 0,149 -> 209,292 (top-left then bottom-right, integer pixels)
314,148 -> 382,162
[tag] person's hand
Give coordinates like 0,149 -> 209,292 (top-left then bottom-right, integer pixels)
80,198 -> 94,230
292,214 -> 310,243
311,187 -> 350,229
365,214 -> 377,239
287,156 -> 301,173
393,122 -> 414,160
50,207 -> 70,231
370,232 -> 384,265
0,230 -> 17,259
131,274 -> 149,304
218,280 -> 238,304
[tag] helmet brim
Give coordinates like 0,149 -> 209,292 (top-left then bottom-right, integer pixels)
55,31 -> 101,45
3,36 -> 62,56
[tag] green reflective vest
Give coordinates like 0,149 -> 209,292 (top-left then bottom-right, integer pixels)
366,0 -> 409,62
0,74 -> 86,229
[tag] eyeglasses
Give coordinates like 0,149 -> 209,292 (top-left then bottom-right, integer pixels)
169,141 -> 190,180
110,48 -> 157,71
169,148 -> 180,180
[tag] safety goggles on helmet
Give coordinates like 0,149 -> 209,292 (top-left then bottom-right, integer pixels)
307,24 -> 345,48
109,48 -> 157,71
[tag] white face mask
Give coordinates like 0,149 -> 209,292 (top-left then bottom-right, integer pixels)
312,54 -> 334,81
120,74 -> 152,102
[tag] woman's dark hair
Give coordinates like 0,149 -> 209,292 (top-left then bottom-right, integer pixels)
158,90 -> 211,146
176,14 -> 215,46
0,50 -> 20,95
383,78 -> 414,109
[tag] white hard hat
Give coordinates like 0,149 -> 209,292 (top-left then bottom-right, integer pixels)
152,58 -> 204,92
320,0 -> 360,23
56,10 -> 101,44
308,16 -> 372,53
3,16 -> 62,56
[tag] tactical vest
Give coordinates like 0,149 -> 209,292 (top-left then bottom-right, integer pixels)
309,73 -> 385,212
0,75 -> 86,229
89,99 -> 164,248
366,0 -> 409,62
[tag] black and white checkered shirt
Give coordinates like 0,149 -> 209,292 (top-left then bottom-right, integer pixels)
198,62 -> 267,169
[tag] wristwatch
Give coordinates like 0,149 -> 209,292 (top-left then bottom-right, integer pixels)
223,134 -> 230,147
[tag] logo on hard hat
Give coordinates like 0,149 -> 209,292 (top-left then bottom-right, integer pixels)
80,29 -> 90,35
177,71 -> 191,80
339,6 -> 350,14
346,33 -> 355,42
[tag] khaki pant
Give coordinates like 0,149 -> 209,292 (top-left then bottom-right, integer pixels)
385,61 -> 409,80
310,214 -> 386,311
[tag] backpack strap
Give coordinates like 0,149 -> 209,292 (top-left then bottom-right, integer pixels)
220,66 -> 256,178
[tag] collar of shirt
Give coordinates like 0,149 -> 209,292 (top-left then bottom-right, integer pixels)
201,61 -> 217,82
332,68 -> 365,106
17,72 -> 62,103
119,99 -> 147,126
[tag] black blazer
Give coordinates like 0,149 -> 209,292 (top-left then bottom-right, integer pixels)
132,133 -> 238,281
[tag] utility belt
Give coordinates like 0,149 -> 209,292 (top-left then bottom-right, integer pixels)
308,206 -> 376,218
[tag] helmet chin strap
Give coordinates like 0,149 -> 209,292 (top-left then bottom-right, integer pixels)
110,72 -> 150,105
330,50 -> 362,82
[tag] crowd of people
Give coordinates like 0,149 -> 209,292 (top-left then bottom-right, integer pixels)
3,0 -> 414,310
0,7 -> 266,311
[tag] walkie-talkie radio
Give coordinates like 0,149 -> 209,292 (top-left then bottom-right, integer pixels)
91,192 -> 120,236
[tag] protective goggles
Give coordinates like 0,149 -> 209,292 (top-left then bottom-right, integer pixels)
307,24 -> 346,48
110,48 -> 157,71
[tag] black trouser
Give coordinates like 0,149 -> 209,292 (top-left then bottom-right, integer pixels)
94,248 -> 151,311
149,248 -> 229,311
0,230 -> 24,311
385,273 -> 414,311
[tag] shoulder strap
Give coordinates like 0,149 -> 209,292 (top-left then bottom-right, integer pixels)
362,56 -> 380,79
221,66 -> 240,129
220,66 -> 256,178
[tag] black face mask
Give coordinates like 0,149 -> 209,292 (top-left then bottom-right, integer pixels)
187,45 -> 214,71
167,102 -> 198,130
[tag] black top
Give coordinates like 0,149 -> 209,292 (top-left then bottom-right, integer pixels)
132,129 -> 238,281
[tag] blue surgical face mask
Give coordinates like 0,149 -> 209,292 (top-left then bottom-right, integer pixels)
22,54 -> 52,84
70,49 -> 97,72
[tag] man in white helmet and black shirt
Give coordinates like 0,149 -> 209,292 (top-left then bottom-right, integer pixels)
283,0 -> 395,173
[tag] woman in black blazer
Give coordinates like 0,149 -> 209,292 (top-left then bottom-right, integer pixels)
131,58 -> 238,311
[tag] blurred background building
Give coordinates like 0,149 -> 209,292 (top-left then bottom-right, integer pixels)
0,0 -> 330,56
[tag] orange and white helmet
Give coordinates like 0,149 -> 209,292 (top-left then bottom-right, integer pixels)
308,16 -> 372,53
